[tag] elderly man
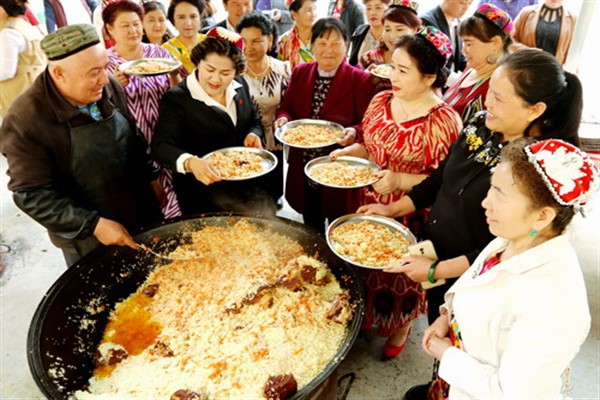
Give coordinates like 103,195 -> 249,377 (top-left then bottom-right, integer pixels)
0,24 -> 163,266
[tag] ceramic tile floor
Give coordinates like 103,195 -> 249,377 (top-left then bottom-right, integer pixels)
1,153 -> 599,399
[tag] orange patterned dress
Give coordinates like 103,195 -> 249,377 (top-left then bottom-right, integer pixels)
357,90 -> 462,335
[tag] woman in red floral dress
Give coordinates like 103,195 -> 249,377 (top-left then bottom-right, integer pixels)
359,0 -> 421,92
443,3 -> 514,123
332,27 -> 462,360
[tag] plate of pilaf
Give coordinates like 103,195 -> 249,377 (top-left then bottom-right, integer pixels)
119,58 -> 181,76
275,119 -> 345,149
326,214 -> 416,269
305,156 -> 381,189
203,147 -> 277,181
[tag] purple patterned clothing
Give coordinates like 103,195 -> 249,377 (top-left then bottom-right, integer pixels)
107,43 -> 181,218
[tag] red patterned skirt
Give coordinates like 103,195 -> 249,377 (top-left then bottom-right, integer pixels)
360,267 -> 427,337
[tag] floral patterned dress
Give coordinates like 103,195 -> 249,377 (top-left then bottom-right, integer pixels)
107,43 -> 181,218
443,68 -> 492,123
358,48 -> 390,92
359,47 -> 385,69
242,57 -> 291,201
357,90 -> 462,336
241,58 -> 291,150
277,26 -> 314,70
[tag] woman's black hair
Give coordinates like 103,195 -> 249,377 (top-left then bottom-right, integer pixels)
288,0 -> 315,13
167,0 -> 207,25
311,17 -> 349,45
143,1 -> 166,15
459,14 -> 512,53
0,0 -> 26,16
142,2 -> 171,44
499,49 -> 582,146
394,34 -> 448,89
190,36 -> 246,75
236,11 -> 279,57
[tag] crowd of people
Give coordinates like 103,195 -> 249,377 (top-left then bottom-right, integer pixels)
0,0 -> 597,399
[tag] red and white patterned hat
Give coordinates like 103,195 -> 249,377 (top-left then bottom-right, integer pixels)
525,139 -> 600,209
206,27 -> 244,50
417,26 -> 453,62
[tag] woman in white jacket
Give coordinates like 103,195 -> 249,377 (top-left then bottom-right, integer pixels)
423,138 -> 599,399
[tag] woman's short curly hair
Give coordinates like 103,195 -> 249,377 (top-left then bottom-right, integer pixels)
500,138 -> 575,235
102,0 -> 143,27
190,36 -> 246,75
236,12 -> 279,56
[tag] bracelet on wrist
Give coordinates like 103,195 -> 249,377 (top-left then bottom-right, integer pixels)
428,260 -> 440,284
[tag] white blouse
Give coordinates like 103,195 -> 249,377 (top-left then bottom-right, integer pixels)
439,235 -> 590,399
0,28 -> 27,81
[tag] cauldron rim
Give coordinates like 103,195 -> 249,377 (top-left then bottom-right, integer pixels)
27,212 -> 365,399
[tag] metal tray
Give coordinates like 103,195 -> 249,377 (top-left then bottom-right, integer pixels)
118,58 -> 181,76
305,156 -> 381,189
369,64 -> 393,80
274,119 -> 344,149
202,146 -> 278,181
326,213 -> 417,270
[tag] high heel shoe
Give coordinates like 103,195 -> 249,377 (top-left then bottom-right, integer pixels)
381,328 -> 411,361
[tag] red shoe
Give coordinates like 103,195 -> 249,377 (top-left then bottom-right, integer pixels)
381,328 -> 411,361
381,341 -> 406,360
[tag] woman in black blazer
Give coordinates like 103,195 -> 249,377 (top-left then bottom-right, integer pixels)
152,28 -> 276,216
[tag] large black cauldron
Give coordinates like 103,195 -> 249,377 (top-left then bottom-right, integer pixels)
27,214 -> 364,398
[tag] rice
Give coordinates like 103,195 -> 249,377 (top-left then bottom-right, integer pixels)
309,162 -> 376,187
74,220 -> 353,399
283,125 -> 341,147
330,221 -> 410,267
205,149 -> 266,179
125,60 -> 174,75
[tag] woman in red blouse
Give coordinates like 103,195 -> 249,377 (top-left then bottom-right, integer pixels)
359,0 -> 420,92
443,3 -> 513,123
275,18 -> 376,230
332,27 -> 462,360
358,0 -> 420,70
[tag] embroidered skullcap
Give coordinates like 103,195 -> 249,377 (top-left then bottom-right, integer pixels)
286,0 -> 296,8
525,139 -> 600,209
41,24 -> 100,61
206,27 -> 244,50
416,26 -> 453,62
389,0 -> 419,15
475,3 -> 514,33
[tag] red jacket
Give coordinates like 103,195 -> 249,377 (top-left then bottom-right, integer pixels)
276,60 -> 376,218
277,61 -> 375,136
